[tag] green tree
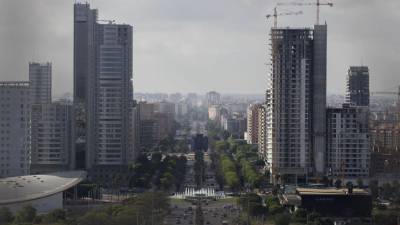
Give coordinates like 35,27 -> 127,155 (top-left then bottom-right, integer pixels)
237,193 -> 267,217
307,211 -> 323,225
334,179 -> 342,188
225,171 -> 240,188
159,172 -> 174,190
274,213 -> 291,225
151,152 -> 162,165
114,208 -> 139,225
215,141 -> 229,152
14,205 -> 37,224
222,130 -> 231,140
356,178 -> 364,188
41,209 -> 66,223
77,211 -> 113,225
370,180 -> 379,199
292,208 -> 307,223
373,210 -> 400,225
240,159 -> 261,188
0,207 -> 13,224
346,181 -> 354,188
265,196 -> 283,215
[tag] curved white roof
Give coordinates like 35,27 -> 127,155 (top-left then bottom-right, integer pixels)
0,171 -> 87,204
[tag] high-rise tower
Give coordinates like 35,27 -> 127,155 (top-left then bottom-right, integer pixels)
73,3 -> 134,182
265,24 -> 327,183
346,66 -> 370,107
95,22 -> 133,166
73,2 -> 98,170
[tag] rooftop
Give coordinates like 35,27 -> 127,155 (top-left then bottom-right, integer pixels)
0,171 -> 86,205
296,187 -> 370,196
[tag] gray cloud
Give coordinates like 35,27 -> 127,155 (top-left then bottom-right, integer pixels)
0,0 -> 399,96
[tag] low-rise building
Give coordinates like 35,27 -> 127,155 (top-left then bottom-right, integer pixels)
137,102 -> 176,149
370,122 -> 400,176
0,171 -> 86,214
221,113 -> 246,139
281,187 -> 372,223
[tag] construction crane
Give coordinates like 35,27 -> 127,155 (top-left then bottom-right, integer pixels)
370,86 -> 400,105
266,7 -> 303,28
277,0 -> 333,25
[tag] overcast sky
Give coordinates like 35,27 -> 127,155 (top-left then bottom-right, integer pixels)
0,0 -> 399,96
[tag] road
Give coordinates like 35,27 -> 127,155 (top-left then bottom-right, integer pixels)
164,200 -> 195,225
201,200 -> 240,225
165,121 -> 240,225
164,154 -> 240,225
165,199 -> 240,225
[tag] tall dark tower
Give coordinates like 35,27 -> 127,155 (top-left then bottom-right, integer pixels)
312,24 -> 328,177
73,3 -> 97,169
346,66 -> 370,107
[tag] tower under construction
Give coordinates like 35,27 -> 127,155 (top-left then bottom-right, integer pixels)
265,24 -> 327,183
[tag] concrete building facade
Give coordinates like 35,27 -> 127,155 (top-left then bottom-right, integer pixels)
222,115 -> 246,139
208,105 -> 221,121
95,23 -> 133,167
326,104 -> 370,179
0,82 -> 30,177
246,104 -> 263,144
370,122 -> 400,176
257,105 -> 267,161
265,25 -> 327,183
29,62 -> 52,105
30,102 -> 74,174
137,102 -> 175,149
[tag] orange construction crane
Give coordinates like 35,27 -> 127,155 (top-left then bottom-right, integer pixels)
266,7 -> 303,28
277,0 -> 333,25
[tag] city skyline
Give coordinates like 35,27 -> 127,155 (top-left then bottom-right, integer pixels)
0,0 -> 399,96
0,1 -> 400,223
